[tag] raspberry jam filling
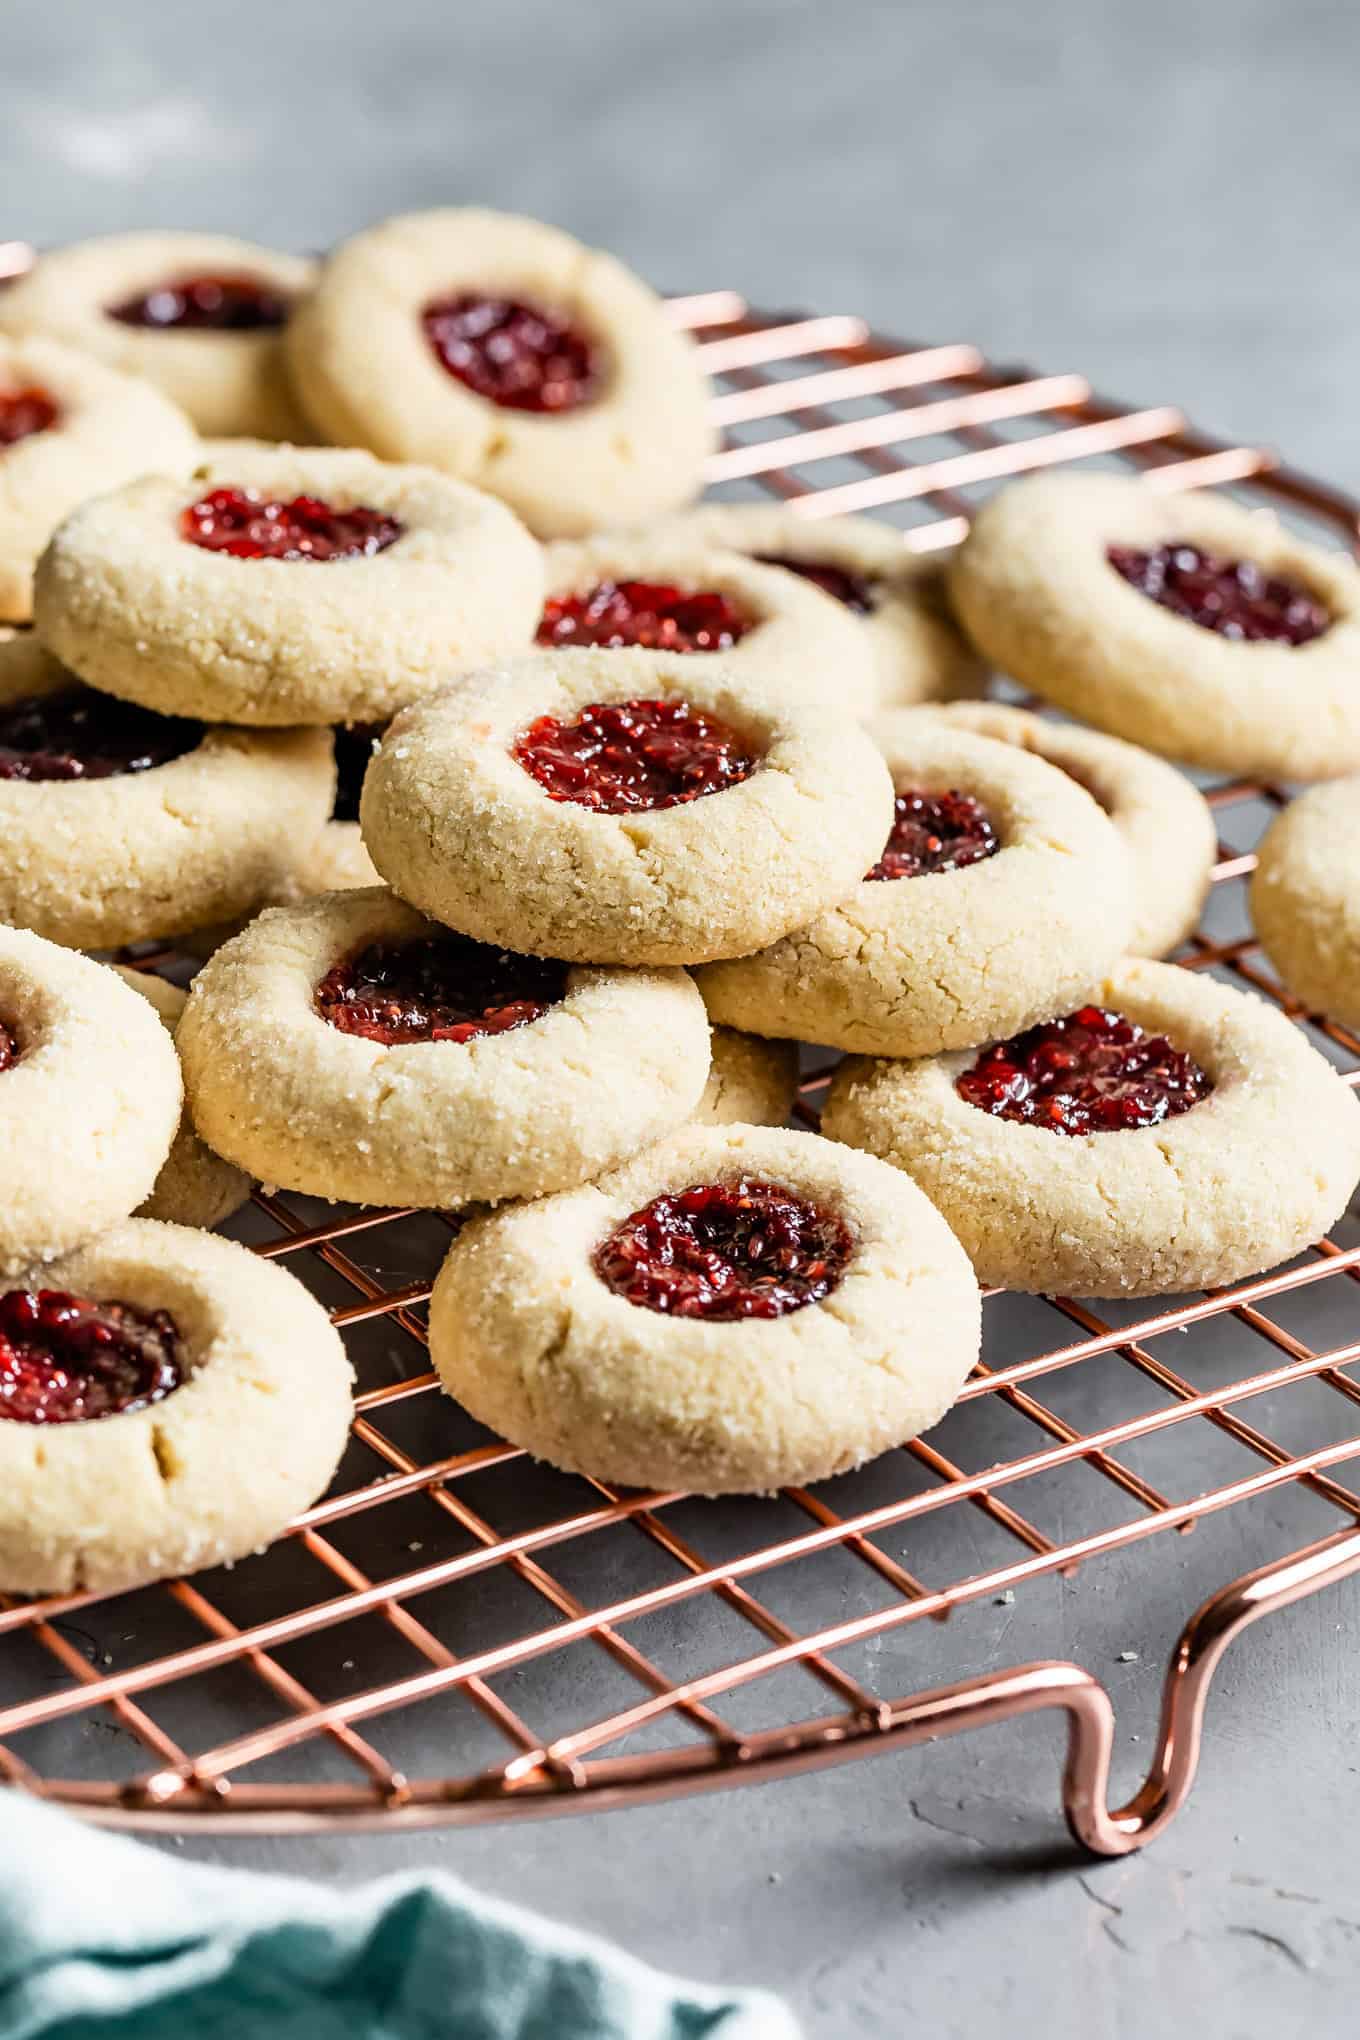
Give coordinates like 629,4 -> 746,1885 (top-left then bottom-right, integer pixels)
866,787 -> 1000,881
315,931 -> 567,1046
514,698 -> 759,813
181,488 -> 403,562
106,274 -> 290,330
0,1289 -> 184,1425
752,552 -> 876,614
332,722 -> 384,824
1106,542 -> 1330,645
0,686 -> 202,781
0,387 -> 59,448
422,293 -> 599,413
956,1005 -> 1212,1135
537,581 -> 752,655
594,1178 -> 854,1321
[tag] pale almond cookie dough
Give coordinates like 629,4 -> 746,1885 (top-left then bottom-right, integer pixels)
0,232 -> 316,440
178,886 -> 713,1208
0,634 -> 334,949
694,1028 -> 800,1128
538,535 -> 878,714
697,720 -> 1132,1058
0,930 -> 181,1275
33,444 -> 544,726
948,474 -> 1360,779
649,502 -> 985,709
428,1123 -> 982,1495
824,959 -> 1360,1298
286,207 -> 714,538
112,969 -> 252,1232
917,699 -> 1217,956
0,1220 -> 352,1595
1251,779 -> 1360,1032
0,336 -> 197,621
360,647 -> 894,966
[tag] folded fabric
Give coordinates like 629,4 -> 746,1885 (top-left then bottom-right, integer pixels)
0,1792 -> 799,2040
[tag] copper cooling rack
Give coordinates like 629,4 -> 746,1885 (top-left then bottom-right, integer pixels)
2,248 -> 1360,1851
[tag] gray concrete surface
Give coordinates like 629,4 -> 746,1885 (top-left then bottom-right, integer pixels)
5,3 -> 1360,2035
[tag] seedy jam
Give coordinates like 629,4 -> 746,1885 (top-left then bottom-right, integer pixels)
422,293 -> 599,413
593,1177 -> 854,1321
866,787 -> 1000,882
956,1005 -> 1212,1135
332,722 -> 384,824
106,274 -> 290,331
315,931 -> 567,1046
0,686 -> 202,781
1106,542 -> 1330,645
752,552 -> 876,614
0,1289 -> 184,1425
181,488 -> 403,562
536,581 -> 752,655
0,387 -> 59,448
514,697 -> 758,813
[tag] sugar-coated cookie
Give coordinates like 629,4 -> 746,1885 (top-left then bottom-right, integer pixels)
112,969 -> 252,1231
825,959 -> 1360,1297
948,475 -> 1360,779
695,1028 -> 800,1129
428,1122 -> 981,1494
287,207 -> 714,538
1251,779 -> 1360,1032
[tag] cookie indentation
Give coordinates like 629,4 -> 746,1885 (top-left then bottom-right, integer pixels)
514,697 -> 758,814
181,488 -> 404,562
866,787 -> 1000,882
537,581 -> 752,655
0,686 -> 203,781
0,386 -> 59,448
315,931 -> 568,1046
0,1288 -> 184,1425
1107,542 -> 1330,645
0,1022 -> 19,1073
752,552 -> 876,614
422,293 -> 599,413
593,1177 -> 854,1321
957,1004 -> 1211,1134
107,275 -> 291,331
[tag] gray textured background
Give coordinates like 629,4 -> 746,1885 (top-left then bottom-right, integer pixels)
5,3 -> 1360,2035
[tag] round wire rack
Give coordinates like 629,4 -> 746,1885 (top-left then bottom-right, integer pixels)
2,248 -> 1359,1849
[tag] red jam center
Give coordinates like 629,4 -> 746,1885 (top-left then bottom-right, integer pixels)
315,932 -> 567,1046
594,1178 -> 854,1321
422,293 -> 600,413
332,722 -> 384,824
867,787 -> 1000,881
752,552 -> 876,614
0,1289 -> 183,1425
0,386 -> 59,448
1106,542 -> 1330,645
537,581 -> 752,655
107,274 -> 290,331
514,697 -> 759,813
956,1005 -> 1212,1135
0,685 -> 202,781
181,488 -> 403,562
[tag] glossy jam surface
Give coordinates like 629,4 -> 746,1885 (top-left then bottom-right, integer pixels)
0,1289 -> 184,1425
1106,542 -> 1330,645
315,932 -> 567,1046
332,722 -> 384,824
181,488 -> 403,562
867,787 -> 1000,882
422,293 -> 599,413
514,697 -> 758,813
0,1022 -> 19,1072
594,1177 -> 854,1321
752,552 -> 875,614
0,387 -> 59,448
537,580 -> 751,655
0,686 -> 202,781
956,1005 -> 1212,1135
107,274 -> 290,331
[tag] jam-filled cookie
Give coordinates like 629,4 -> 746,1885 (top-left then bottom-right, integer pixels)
948,475 -> 1360,779
0,336 -> 197,621
918,700 -> 1217,956
695,1028 -> 800,1129
697,719 -> 1132,1058
33,444 -> 544,727
0,930 -> 181,1275
538,535 -> 878,713
1251,779 -> 1360,1032
0,634 -> 334,949
825,959 -> 1360,1297
360,647 -> 894,966
112,969 -> 252,1232
428,1123 -> 981,1494
286,207 -> 713,538
177,887 -> 713,1208
0,231 -> 315,440
0,1219 -> 351,1594
650,502 -> 985,709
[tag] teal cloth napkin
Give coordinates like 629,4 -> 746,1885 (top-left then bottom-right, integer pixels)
0,1794 -> 798,2040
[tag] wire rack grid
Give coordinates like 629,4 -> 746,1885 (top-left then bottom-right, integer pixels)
2,254 -> 1360,1852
